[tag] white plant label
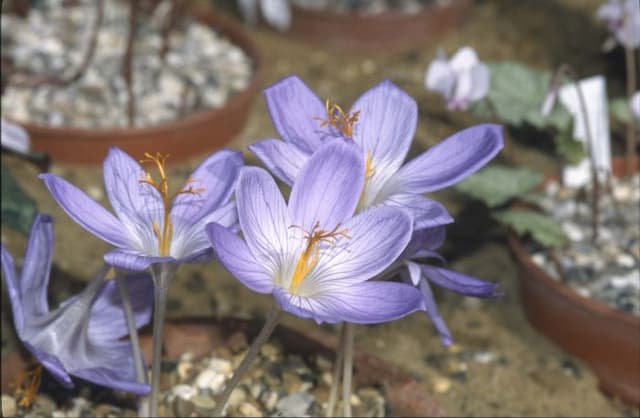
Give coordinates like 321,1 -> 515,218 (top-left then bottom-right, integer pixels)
558,75 -> 611,188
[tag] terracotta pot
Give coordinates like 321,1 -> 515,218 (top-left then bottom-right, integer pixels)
6,4 -> 263,165
508,156 -> 640,405
287,0 -> 472,53
138,317 -> 446,417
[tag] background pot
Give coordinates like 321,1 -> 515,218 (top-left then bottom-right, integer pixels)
287,0 -> 471,53
508,156 -> 640,405
6,4 -> 263,165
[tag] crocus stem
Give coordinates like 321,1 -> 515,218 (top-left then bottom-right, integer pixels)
326,323 -> 347,417
148,263 -> 178,417
213,305 -> 282,417
625,45 -> 637,174
342,322 -> 355,418
115,273 -> 146,384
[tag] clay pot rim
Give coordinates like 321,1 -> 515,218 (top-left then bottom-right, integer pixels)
507,155 -> 640,326
3,3 -> 264,142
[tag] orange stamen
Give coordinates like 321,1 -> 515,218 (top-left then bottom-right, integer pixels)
14,364 -> 42,408
139,152 -> 205,256
289,221 -> 350,293
315,99 -> 360,138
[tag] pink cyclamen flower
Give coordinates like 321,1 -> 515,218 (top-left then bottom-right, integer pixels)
597,0 -> 640,49
425,46 -> 490,111
631,91 -> 640,120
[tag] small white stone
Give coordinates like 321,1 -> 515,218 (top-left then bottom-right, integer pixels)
172,384 -> 197,400
473,351 -> 496,364
1,395 -> 16,418
616,253 -> 636,269
575,287 -> 591,298
207,358 -> 232,376
195,368 -> 223,392
562,222 -> 585,242
532,253 -> 547,267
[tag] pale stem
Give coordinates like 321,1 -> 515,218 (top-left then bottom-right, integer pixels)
342,322 -> 355,418
559,64 -> 601,242
115,273 -> 146,384
625,45 -> 637,174
148,263 -> 178,417
326,323 -> 347,418
213,305 -> 282,417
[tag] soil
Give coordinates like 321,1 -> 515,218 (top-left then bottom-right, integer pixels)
2,0 -> 638,416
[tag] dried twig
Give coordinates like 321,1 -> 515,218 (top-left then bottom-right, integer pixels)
8,0 -> 104,88
122,0 -> 140,126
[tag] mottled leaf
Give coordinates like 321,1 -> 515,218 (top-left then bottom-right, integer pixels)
1,165 -> 37,235
454,164 -> 544,208
471,61 -> 570,130
494,208 -> 567,247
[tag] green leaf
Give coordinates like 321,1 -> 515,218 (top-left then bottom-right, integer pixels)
1,166 -> 37,235
454,164 -> 544,208
554,121 -> 586,165
494,208 -> 567,247
471,61 -> 570,130
610,97 -> 632,123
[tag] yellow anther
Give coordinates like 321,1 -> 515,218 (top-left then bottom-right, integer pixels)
315,99 -> 360,138
289,221 -> 350,293
139,153 -> 204,256
356,150 -> 375,211
14,364 -> 42,408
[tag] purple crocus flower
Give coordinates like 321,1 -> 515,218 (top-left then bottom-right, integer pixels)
597,0 -> 640,49
39,147 -> 242,271
250,74 -> 503,229
398,226 -> 502,345
206,140 -> 425,324
425,47 -> 491,111
0,214 -> 152,394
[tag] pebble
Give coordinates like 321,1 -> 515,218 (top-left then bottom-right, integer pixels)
191,394 -> 217,416
195,368 -> 226,394
1,395 -> 16,417
276,392 -> 314,416
433,376 -> 452,393
239,401 -> 263,417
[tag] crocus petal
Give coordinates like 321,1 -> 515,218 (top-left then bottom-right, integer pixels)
249,139 -> 309,186
351,79 -> 418,175
1,118 -> 30,154
302,206 -> 412,291
449,46 -> 480,73
205,223 -> 274,293
274,281 -> 424,324
18,214 -> 54,319
403,226 -> 447,258
387,124 -> 503,194
70,344 -> 150,395
1,245 -> 24,333
236,167 -> 290,266
289,139 -> 364,232
422,265 -> 502,298
385,194 -> 453,230
172,201 -> 238,263
39,174 -> 130,248
416,277 -> 453,346
425,58 -> 455,99
264,75 -> 329,152
104,249 -> 173,272
87,274 -> 153,342
102,147 -> 163,252
405,260 -> 422,286
23,342 -> 74,388
260,0 -> 291,31
171,149 -> 242,222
